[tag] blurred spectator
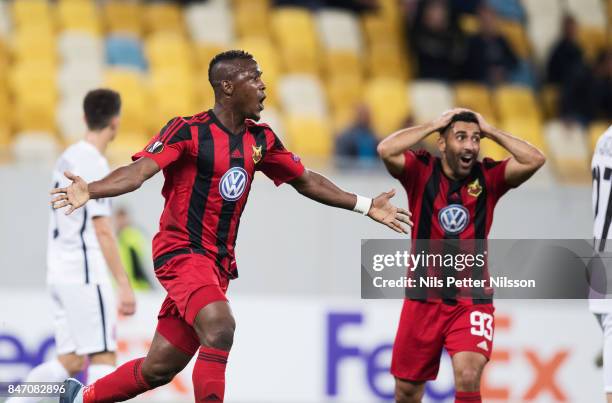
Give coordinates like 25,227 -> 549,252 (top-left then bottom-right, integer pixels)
114,207 -> 154,291
461,4 -> 518,85
335,104 -> 378,165
591,50 -> 612,121
546,15 -> 584,85
409,0 -> 461,80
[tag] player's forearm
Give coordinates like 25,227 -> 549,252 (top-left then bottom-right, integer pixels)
377,121 -> 438,160
97,230 -> 131,288
88,165 -> 146,199
486,127 -> 546,167
292,170 -> 358,210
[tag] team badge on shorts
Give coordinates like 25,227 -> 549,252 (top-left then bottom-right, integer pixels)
147,141 -> 164,154
219,167 -> 249,201
439,204 -> 469,235
252,145 -> 262,164
467,179 -> 482,197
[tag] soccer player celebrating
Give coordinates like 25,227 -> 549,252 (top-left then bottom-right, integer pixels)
590,124 -> 612,403
52,50 -> 411,403
377,109 -> 545,403
8,89 -> 136,403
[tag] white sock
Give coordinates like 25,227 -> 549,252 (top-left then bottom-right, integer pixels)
87,364 -> 115,383
5,359 -> 69,403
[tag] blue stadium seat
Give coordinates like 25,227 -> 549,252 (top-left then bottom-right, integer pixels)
105,35 -> 147,71
486,0 -> 525,22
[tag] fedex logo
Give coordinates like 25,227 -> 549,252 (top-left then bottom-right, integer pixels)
326,312 -> 454,402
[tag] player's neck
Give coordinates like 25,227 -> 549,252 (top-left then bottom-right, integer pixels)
441,159 -> 463,181
84,131 -> 109,154
212,104 -> 245,135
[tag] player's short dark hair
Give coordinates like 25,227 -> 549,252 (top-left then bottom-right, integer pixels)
83,89 -> 121,131
442,111 -> 479,135
208,49 -> 254,85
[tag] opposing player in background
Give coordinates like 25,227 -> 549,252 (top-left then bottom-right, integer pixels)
52,50 -> 411,403
378,109 -> 545,403
590,124 -> 612,403
7,89 -> 136,403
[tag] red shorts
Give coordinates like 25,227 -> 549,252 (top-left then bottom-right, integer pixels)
391,299 -> 495,382
154,253 -> 229,356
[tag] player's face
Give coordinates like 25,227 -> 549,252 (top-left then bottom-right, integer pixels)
439,121 -> 481,178
232,60 -> 266,121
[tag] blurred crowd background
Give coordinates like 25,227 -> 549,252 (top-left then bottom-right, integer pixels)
0,0 -> 609,183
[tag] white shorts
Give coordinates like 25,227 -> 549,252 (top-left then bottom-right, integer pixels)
596,313 -> 612,393
49,283 -> 117,356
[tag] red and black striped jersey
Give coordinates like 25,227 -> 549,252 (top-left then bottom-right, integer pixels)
393,149 -> 513,304
132,110 -> 305,279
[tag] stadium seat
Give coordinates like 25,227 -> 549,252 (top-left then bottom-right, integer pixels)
279,75 -> 328,119
194,74 -> 215,111
12,0 -> 52,28
326,74 -> 364,115
104,70 -> 147,135
316,9 -> 363,54
589,121 -> 612,153
540,84 -> 559,120
233,0 -> 271,39
144,2 -> 184,34
57,95 -> 87,142
364,77 -> 410,138
501,119 -> 547,154
105,35 -> 147,71
526,16 -> 562,64
12,132 -> 60,165
58,61 -> 103,100
544,120 -> 590,182
521,0 -> 562,21
103,1 -> 143,35
236,37 -> 280,107
494,85 -> 542,125
487,0 -> 525,21
194,43 -> 228,71
324,51 -> 363,80
480,139 -> 510,161
271,7 -> 320,74
146,32 -> 195,72
57,0 -> 101,35
409,81 -> 454,125
58,32 -> 104,66
497,19 -> 531,59
578,26 -> 607,63
0,1 -> 10,37
185,1 -> 234,46
259,107 -> 285,141
10,61 -> 57,133
0,91 -> 12,132
366,42 -> 409,79
13,27 -> 58,65
149,69 -> 199,131
453,83 -> 497,123
566,0 -> 606,28
284,115 -> 332,158
362,12 -> 402,46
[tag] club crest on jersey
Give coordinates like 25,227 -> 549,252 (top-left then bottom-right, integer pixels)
252,145 -> 262,164
439,204 -> 469,235
467,178 -> 482,197
147,141 -> 164,154
219,167 -> 248,201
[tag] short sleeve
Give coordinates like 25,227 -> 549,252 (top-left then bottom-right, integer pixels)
393,149 -> 431,192
132,117 -> 193,169
482,158 -> 512,200
87,197 -> 111,218
75,158 -> 112,217
257,130 -> 305,186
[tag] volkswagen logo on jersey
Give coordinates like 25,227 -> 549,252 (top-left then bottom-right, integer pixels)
219,167 -> 249,202
438,204 -> 469,235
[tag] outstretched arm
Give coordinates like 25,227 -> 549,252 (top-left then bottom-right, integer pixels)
289,169 -> 412,234
475,113 -> 546,187
51,157 -> 160,214
377,108 -> 470,176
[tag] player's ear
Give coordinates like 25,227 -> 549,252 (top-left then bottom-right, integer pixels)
221,80 -> 234,97
437,132 -> 447,153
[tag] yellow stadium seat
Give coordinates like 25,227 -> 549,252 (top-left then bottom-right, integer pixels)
578,26 -> 607,63
459,14 -> 479,34
284,115 -> 332,158
364,78 -> 410,138
502,118 -> 546,153
234,0 -> 271,39
144,2 -> 184,34
9,62 -> 58,102
453,82 -> 497,124
195,75 -> 215,111
235,38 -> 280,107
589,121 -> 612,152
480,140 -> 509,161
149,70 -> 200,131
494,85 -> 542,125
497,20 -> 531,59
323,50 -> 363,79
103,1 -> 143,35
326,74 -> 364,114
544,120 -> 590,183
540,84 -> 559,120
0,92 -> 12,132
12,0 -> 51,28
362,13 -> 402,46
12,27 -> 58,65
146,33 -> 195,71
57,1 -> 101,34
107,130 -> 151,166
366,42 -> 409,80
271,8 -> 320,74
104,70 -> 148,135
194,43 -> 228,71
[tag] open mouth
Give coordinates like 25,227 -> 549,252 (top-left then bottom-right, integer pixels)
459,154 -> 474,168
257,95 -> 266,111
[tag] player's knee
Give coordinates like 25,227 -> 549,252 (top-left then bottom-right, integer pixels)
201,319 -> 235,351
395,381 -> 424,403
454,366 -> 481,391
141,360 -> 179,388
59,354 -> 86,376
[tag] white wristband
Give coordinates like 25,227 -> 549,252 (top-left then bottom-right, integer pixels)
353,195 -> 372,215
